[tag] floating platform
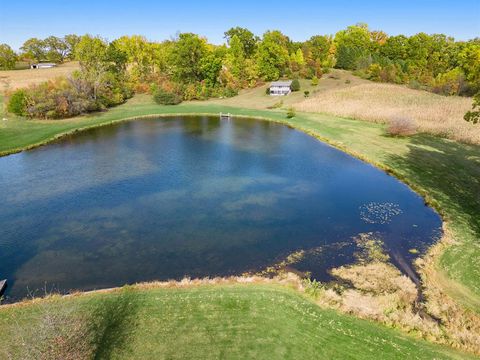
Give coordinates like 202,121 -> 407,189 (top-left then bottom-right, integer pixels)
0,280 -> 7,297
220,112 -> 232,119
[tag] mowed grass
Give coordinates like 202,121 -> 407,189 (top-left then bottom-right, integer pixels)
0,284 -> 474,360
0,93 -> 479,310
0,61 -> 79,92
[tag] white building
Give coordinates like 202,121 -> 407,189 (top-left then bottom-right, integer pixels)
269,80 -> 292,96
30,63 -> 57,69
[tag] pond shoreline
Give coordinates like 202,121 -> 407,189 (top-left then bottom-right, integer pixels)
1,103 -> 479,355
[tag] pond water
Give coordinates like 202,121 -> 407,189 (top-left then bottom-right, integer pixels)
0,116 -> 441,299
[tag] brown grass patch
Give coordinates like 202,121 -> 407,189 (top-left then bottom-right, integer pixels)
295,83 -> 477,144
316,232 -> 480,355
0,62 -> 79,93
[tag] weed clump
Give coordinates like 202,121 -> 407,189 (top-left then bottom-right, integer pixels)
386,116 -> 417,137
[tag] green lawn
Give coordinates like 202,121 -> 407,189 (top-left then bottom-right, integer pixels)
0,284 -> 474,360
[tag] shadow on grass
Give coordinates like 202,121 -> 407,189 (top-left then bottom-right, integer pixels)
385,134 -> 480,237
89,287 -> 142,359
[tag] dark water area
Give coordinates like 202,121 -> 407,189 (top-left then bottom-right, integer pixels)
0,116 -> 442,300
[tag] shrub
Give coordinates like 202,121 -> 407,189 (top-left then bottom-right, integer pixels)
286,107 -> 296,118
304,90 -> 310,98
408,79 -> 422,90
153,88 -> 182,105
386,116 -> 417,136
7,89 -> 28,116
464,93 -> 479,124
9,74 -> 131,120
345,79 -> 351,84
221,86 -> 238,98
290,79 -> 300,92
267,100 -> 283,109
311,76 -> 319,86
265,87 -> 271,95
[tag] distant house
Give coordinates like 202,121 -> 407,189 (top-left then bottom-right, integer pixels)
268,80 -> 292,96
30,63 -> 57,69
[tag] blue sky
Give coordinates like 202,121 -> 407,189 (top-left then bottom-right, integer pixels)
1,0 -> 479,50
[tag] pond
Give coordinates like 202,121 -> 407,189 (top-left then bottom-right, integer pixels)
0,116 -> 442,300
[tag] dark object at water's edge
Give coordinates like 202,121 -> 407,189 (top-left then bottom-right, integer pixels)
0,280 -> 7,298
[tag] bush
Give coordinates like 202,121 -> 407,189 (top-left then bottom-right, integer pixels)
386,116 -> 417,136
290,79 -> 300,92
267,100 -> 283,109
286,107 -> 296,118
304,90 -> 310,98
221,86 -> 238,98
7,89 -> 28,116
8,74 -> 132,120
311,76 -> 319,86
153,88 -> 182,105
464,93 -> 479,124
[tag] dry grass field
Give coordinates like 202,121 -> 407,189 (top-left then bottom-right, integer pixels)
295,80 -> 476,144
0,62 -> 79,93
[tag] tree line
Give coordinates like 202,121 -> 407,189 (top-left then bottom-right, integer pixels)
2,24 -> 479,120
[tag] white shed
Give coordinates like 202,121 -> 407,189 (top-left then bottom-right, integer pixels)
31,63 -> 57,69
269,80 -> 292,96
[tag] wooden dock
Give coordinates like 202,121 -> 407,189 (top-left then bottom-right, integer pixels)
0,280 -> 7,297
220,112 -> 232,119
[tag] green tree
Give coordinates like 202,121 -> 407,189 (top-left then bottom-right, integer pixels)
74,35 -> 111,100
380,35 -> 409,60
458,43 -> 480,91
290,78 -> 300,91
44,36 -> 68,63
200,53 -> 223,87
306,35 -> 331,63
0,44 -> 17,70
334,24 -> 372,70
64,34 -> 81,59
224,27 -> 258,57
114,35 -> 157,80
256,30 -> 290,80
20,38 -> 46,62
226,35 -> 246,81
464,93 -> 480,124
169,33 -> 208,83
7,89 -> 28,115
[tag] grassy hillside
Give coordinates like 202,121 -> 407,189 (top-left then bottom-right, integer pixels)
0,283 -> 474,360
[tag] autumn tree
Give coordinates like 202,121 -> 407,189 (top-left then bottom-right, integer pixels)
0,44 -> 17,70
114,35 -> 156,80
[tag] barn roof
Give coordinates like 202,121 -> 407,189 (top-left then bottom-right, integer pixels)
270,80 -> 292,87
